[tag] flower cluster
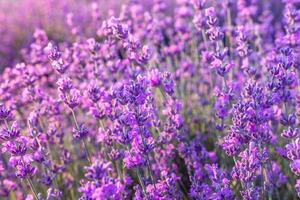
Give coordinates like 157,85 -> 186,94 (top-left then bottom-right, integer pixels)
0,0 -> 300,199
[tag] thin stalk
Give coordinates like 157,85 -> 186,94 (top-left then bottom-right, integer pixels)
261,165 -> 265,200
4,119 -> 10,130
82,139 -> 92,164
115,160 -> 122,180
70,109 -> 79,129
158,87 -> 167,101
223,77 -> 228,92
98,119 -> 110,162
179,180 -> 189,199
136,168 -> 148,197
201,30 -> 209,50
122,161 -> 126,182
233,156 -> 244,189
27,178 -> 39,200
71,109 -> 92,164
226,2 -> 233,56
259,144 -> 265,200
126,145 -> 148,197
146,155 -> 156,189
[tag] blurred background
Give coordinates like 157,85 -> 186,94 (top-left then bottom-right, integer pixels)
0,0 -> 283,71
0,0 -> 169,70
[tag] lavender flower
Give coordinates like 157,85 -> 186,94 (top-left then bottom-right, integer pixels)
0,1 -> 299,199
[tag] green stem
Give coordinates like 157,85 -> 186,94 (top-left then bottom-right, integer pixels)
261,165 -> 265,200
127,145 -> 148,197
26,178 -> 39,200
4,119 -> 10,130
259,145 -> 265,200
70,109 -> 79,129
233,156 -> 244,189
226,3 -> 233,56
201,30 -> 209,50
71,109 -> 92,164
146,155 -> 156,189
82,139 -> 92,164
136,168 -> 148,197
115,160 -> 122,180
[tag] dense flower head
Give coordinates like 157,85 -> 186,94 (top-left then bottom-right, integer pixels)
15,162 -> 37,179
57,77 -> 73,93
72,123 -> 89,140
0,104 -> 11,121
87,83 -> 105,103
84,160 -> 111,180
0,121 -> 20,141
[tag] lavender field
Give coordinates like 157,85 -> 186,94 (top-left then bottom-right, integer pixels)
0,0 -> 300,199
